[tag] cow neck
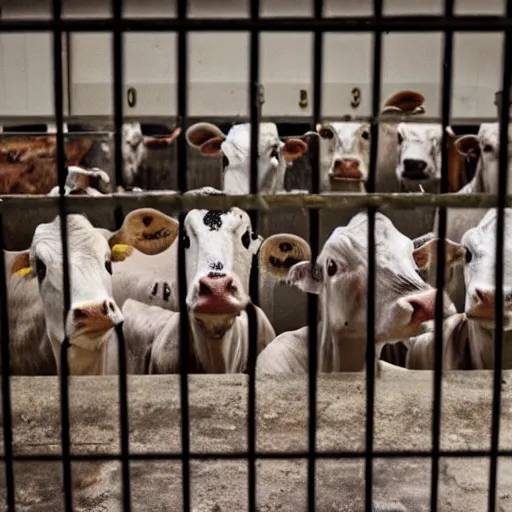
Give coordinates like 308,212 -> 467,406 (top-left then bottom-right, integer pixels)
318,320 -> 367,372
63,331 -> 114,376
188,313 -> 239,374
468,321 -> 512,369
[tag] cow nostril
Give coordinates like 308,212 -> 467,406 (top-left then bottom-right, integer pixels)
109,301 -> 116,313
199,281 -> 212,296
142,215 -> 153,227
73,309 -> 87,320
102,301 -> 109,316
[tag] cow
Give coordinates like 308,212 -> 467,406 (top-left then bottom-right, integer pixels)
430,122 -> 507,312
395,123 -> 478,193
414,208 -> 512,369
6,208 -> 179,376
255,211 -> 457,374
0,135 -> 96,195
123,205 -> 312,374
185,121 -> 317,194
47,166 -> 112,196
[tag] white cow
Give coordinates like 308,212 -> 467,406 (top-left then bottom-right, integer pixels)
431,122 -> 511,312
316,90 -> 426,193
256,212 -> 457,374
185,122 -> 317,194
8,208 -> 179,376
124,206 -> 312,374
414,208 -> 512,369
47,166 -> 112,196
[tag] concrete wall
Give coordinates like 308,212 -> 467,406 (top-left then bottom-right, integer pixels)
1,371 -> 512,511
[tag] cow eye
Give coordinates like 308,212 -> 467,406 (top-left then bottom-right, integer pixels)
182,230 -> 191,249
222,155 -> 229,168
464,248 -> 473,264
483,144 -> 493,153
327,259 -> 337,277
270,147 -> 279,160
105,260 -> 113,275
361,130 -> 370,141
397,132 -> 403,145
35,258 -> 46,283
241,229 -> 251,249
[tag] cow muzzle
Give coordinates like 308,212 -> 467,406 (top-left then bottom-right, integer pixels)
402,159 -> 429,180
465,288 -> 512,330
330,158 -> 363,180
70,299 -> 124,338
191,272 -> 248,316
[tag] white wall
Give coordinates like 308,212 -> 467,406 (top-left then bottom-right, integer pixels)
0,0 -> 506,119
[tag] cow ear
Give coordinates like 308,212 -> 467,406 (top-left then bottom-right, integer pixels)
282,138 -> 308,161
185,122 -> 226,150
286,261 -> 322,294
259,234 -> 311,279
454,134 -> 481,160
143,126 -> 182,149
316,123 -> 335,140
108,208 -> 180,257
10,251 -> 35,279
200,137 -> 224,157
413,238 -> 466,271
381,90 -> 426,115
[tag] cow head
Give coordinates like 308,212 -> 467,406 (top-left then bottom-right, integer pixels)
47,166 -> 112,196
10,209 -> 179,355
454,123 -> 512,194
414,209 -> 512,331
185,121 -> 317,194
281,212 -> 456,342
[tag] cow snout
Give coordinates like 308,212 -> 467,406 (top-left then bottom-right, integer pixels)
331,158 -> 362,180
402,159 -> 428,180
193,272 -> 247,315
72,299 -> 124,333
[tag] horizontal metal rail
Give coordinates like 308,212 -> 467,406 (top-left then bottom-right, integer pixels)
1,15 -> 512,32
0,192 -> 510,213
2,449 -> 512,462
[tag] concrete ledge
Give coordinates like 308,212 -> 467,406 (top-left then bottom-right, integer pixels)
1,371 -> 512,511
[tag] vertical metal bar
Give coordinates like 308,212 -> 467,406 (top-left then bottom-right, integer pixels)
307,1 -> 323,511
51,1 -> 73,510
365,0 -> 382,510
430,1 -> 454,510
176,0 -> 191,511
0,213 -> 15,511
488,2 -> 512,509
111,1 -> 132,509
248,1 -> 260,511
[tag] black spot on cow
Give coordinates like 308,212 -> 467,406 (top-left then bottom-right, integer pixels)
163,282 -> 171,302
202,209 -> 231,231
151,282 -> 158,297
251,231 -> 258,241
210,261 -> 224,271
241,229 -> 251,249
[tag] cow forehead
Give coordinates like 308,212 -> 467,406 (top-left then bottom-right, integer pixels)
398,123 -> 442,142
330,122 -> 366,147
463,208 -> 512,249
32,214 -> 109,260
322,212 -> 413,261
186,207 -> 250,234
223,122 -> 281,156
478,122 -> 512,146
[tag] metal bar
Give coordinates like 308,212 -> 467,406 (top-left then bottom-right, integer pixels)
3,16 -> 512,32
111,2 -> 132,508
248,0 -> 260,510
176,0 -> 191,510
51,0 -> 73,509
364,0 -> 382,508
0,213 -> 15,510
306,1 -> 323,509
431,2 -> 454,510
5,448 -> 512,463
488,5 -> 512,509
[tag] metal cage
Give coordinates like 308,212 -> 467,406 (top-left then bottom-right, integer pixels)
0,0 -> 511,511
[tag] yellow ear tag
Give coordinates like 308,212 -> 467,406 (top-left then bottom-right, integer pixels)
15,266 -> 33,277
111,244 -> 133,262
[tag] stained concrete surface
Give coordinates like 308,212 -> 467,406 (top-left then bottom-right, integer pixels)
1,371 -> 512,511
